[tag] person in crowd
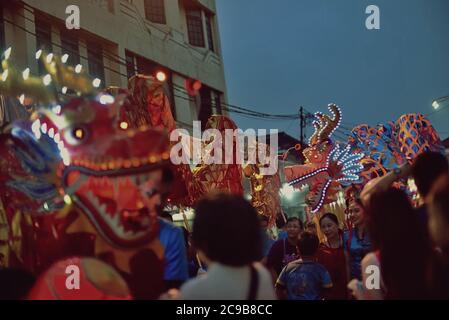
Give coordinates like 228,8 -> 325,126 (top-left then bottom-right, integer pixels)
159,216 -> 189,290
412,152 -> 448,230
276,212 -> 288,240
260,215 -> 276,263
306,221 -> 318,235
428,174 -> 449,299
178,193 -> 275,300
361,152 -> 449,237
266,217 -> 303,281
143,167 -> 189,291
349,188 -> 431,300
344,198 -> 371,281
316,213 -> 347,300
275,231 -> 332,300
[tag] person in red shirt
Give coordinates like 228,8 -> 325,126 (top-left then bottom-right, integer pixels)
316,213 -> 348,300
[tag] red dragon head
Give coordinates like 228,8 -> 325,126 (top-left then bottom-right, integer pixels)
27,94 -> 171,249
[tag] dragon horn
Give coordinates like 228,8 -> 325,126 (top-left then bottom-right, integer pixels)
318,104 -> 342,141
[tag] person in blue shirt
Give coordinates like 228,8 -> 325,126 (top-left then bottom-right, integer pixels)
276,231 -> 332,300
343,198 -> 371,281
158,216 -> 189,290
276,212 -> 288,240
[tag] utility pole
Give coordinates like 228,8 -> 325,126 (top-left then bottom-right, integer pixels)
299,106 -> 305,145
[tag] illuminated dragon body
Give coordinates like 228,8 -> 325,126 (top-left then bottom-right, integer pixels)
284,104 -> 444,214
284,104 -> 364,213
348,113 -> 444,182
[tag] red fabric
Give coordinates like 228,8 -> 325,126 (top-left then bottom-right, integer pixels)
316,243 -> 348,300
28,257 -> 132,300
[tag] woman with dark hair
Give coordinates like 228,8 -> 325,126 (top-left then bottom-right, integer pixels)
428,174 -> 449,299
179,193 -> 275,300
349,188 -> 431,300
344,198 -> 371,281
316,213 -> 348,300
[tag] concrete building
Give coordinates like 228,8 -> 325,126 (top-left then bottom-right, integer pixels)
0,0 -> 227,131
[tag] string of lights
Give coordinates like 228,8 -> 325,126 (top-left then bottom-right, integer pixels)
2,16 -> 305,123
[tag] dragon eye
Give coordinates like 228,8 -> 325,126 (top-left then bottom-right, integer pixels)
64,126 -> 89,146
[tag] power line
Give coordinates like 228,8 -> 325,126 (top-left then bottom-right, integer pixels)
2,15 -> 304,123
6,4 -> 342,125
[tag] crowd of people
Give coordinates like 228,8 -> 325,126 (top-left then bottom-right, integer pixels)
1,151 -> 448,300
171,151 -> 449,300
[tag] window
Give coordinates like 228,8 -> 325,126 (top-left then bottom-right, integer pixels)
35,18 -> 52,75
87,41 -> 105,85
125,50 -> 137,79
136,55 -> 158,75
186,9 -> 205,47
0,6 -> 5,53
60,30 -> 80,66
144,0 -> 166,24
199,86 -> 212,130
205,14 -> 215,52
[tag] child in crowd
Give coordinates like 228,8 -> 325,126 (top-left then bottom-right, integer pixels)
275,231 -> 332,300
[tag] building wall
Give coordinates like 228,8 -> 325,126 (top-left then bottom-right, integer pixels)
0,0 -> 227,131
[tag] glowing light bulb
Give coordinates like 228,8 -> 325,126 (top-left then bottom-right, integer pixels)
75,64 -> 82,73
432,101 -> 439,110
120,121 -> 129,130
63,194 -> 72,205
43,74 -> 52,86
35,49 -> 42,60
19,94 -> 25,105
156,71 -> 167,82
4,47 -> 12,60
92,78 -> 101,88
61,54 -> 69,63
99,94 -> 115,105
22,68 -> 30,80
62,87 -> 68,94
46,53 -> 54,63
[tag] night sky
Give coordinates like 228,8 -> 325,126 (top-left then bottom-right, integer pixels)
216,0 -> 449,141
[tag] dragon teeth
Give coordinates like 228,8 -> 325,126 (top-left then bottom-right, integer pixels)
130,175 -> 138,185
112,178 -> 119,198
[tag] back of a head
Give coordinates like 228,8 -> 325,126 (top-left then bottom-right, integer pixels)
428,174 -> 449,248
367,188 -> 430,299
298,231 -> 319,257
412,152 -> 449,199
429,173 -> 449,222
193,192 -> 262,267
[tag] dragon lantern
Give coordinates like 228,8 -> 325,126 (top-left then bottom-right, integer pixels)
348,113 -> 444,184
192,115 -> 244,199
284,104 -> 364,213
243,141 -> 281,227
